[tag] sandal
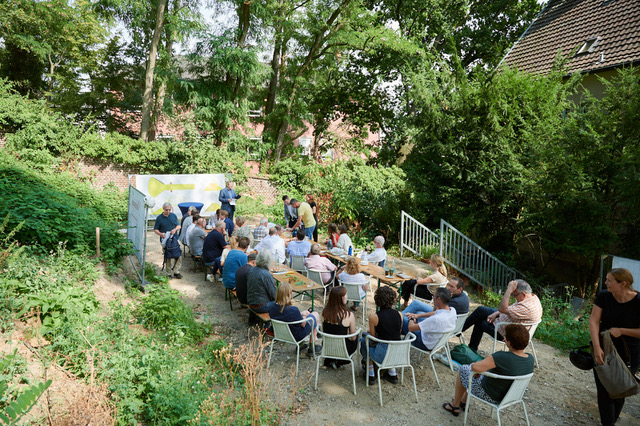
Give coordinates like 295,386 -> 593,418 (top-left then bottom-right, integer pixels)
442,402 -> 461,417
460,401 -> 466,411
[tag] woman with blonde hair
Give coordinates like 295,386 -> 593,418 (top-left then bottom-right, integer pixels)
338,256 -> 369,311
268,282 -> 321,355
400,254 -> 448,308
321,286 -> 357,369
589,268 -> 640,426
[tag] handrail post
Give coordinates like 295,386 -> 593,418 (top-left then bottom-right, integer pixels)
400,211 -> 405,257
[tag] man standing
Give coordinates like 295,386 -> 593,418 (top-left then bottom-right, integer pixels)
283,195 -> 297,228
462,279 -> 543,352
153,202 -> 182,279
402,277 -> 469,334
222,237 -> 250,290
287,230 -> 312,257
188,218 -> 207,256
236,252 -> 257,305
407,287 -> 457,351
203,221 -> 230,280
361,236 -> 387,265
288,198 -> 316,240
219,181 -> 240,220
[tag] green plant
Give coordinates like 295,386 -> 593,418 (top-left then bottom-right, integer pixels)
419,244 -> 440,260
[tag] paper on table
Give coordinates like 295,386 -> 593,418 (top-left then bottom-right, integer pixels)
396,273 -> 410,279
273,271 -> 287,275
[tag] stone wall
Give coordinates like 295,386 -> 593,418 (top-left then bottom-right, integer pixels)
75,158 -> 137,189
245,175 -> 279,205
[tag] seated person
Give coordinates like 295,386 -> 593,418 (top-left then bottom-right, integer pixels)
406,287 -> 457,351
222,237 -> 250,290
337,256 -> 368,311
326,223 -> 339,248
188,218 -> 207,256
254,226 -> 286,264
462,280 -> 542,352
335,224 -> 353,254
202,221 -> 230,278
232,216 -> 254,245
253,217 -> 269,242
304,243 -> 337,284
321,286 -> 358,369
360,235 -> 387,266
184,214 -> 200,248
246,251 -> 277,319
360,286 -> 402,385
268,282 -> 321,356
287,230 -> 312,258
235,252 -> 257,305
219,209 -> 235,238
400,254 -> 448,308
402,277 -> 469,334
179,206 -> 197,245
443,324 -> 535,416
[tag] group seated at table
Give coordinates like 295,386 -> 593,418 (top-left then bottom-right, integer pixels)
321,286 -> 358,369
337,256 -> 368,311
443,323 -> 535,417
400,254 -> 448,308
304,244 -> 337,283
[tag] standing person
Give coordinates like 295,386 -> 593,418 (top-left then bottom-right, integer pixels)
288,198 -> 316,240
321,286 -> 357,369
306,194 -> 319,242
268,282 -> 321,356
360,286 -> 402,385
400,254 -> 448,308
589,268 -> 640,426
283,195 -> 297,229
222,237 -> 250,290
219,181 -> 240,221
335,224 -> 353,254
153,202 -> 182,279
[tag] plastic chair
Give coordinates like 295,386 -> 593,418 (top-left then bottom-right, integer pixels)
365,332 -> 418,406
338,279 -> 369,327
307,269 -> 335,306
409,326 -> 456,388
289,255 -> 308,276
413,280 -> 448,304
492,321 -> 541,368
267,317 -> 316,375
314,327 -> 362,395
463,371 -> 534,426
450,311 -> 469,348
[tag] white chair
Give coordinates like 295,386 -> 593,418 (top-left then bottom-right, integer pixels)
314,327 -> 362,395
267,317 -> 316,375
409,327 -> 456,388
365,332 -> 418,406
307,269 -> 335,306
450,312 -> 469,348
338,279 -> 369,327
289,255 -> 308,276
463,371 -> 534,426
492,321 -> 541,368
412,280 -> 448,304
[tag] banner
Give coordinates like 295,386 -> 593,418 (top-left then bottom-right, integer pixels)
612,256 -> 640,291
135,174 -> 226,218
127,185 -> 148,264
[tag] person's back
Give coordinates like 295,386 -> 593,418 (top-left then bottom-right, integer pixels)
189,225 -> 207,256
235,263 -> 253,305
485,351 -> 534,402
376,307 -> 402,341
450,291 -> 469,315
222,249 -> 248,289
246,266 -> 275,307
202,229 -> 226,264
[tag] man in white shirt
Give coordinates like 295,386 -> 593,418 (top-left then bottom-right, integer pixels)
254,225 -> 286,264
407,287 -> 456,351
361,235 -> 387,265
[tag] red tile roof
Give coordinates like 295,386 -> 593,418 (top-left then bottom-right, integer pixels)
501,0 -> 640,75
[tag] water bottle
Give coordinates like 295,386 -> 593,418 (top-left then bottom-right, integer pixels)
391,258 -> 396,276
348,246 -> 353,256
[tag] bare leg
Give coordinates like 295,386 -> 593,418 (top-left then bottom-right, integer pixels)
452,372 -> 468,407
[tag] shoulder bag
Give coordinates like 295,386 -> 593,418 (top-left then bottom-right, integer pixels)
594,330 -> 640,399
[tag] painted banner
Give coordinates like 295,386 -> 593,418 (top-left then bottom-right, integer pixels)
135,174 -> 225,218
612,255 -> 640,291
127,185 -> 148,264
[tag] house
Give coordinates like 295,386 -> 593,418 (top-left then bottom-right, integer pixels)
500,0 -> 640,99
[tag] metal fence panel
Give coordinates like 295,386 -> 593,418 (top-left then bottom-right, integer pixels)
400,211 -> 439,257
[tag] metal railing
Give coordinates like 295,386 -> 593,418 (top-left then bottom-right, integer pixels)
400,211 -> 439,257
399,211 -> 525,292
439,219 -> 525,292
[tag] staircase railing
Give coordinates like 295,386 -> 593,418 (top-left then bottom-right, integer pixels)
400,211 -> 439,257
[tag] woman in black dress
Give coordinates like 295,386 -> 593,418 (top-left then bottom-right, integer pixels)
589,268 -> 640,426
321,286 -> 357,368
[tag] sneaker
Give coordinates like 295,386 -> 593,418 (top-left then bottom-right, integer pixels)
307,345 -> 322,356
218,276 -> 223,282
381,371 -> 399,384
174,273 -> 183,279
330,361 -> 338,370
206,274 -> 215,282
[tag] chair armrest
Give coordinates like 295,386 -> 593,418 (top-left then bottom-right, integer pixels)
272,316 -> 313,326
477,371 -> 534,380
318,327 -> 362,340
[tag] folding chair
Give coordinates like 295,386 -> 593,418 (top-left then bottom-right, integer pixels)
267,317 -> 316,375
413,280 -> 448,304
463,371 -> 534,426
307,269 -> 335,307
450,312 -> 469,348
492,321 -> 541,368
338,279 -> 369,327
289,255 -> 308,276
365,332 -> 418,406
314,327 -> 362,395
409,328 -> 456,388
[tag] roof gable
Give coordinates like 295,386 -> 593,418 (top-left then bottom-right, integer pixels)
502,0 -> 640,75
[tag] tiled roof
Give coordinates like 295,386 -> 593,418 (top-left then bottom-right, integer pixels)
502,0 -> 640,75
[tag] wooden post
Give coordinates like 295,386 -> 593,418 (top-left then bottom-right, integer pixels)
96,227 -> 100,257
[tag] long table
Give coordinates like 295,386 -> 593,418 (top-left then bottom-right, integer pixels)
270,264 -> 324,311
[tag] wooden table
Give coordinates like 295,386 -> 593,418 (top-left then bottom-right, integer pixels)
270,264 -> 324,311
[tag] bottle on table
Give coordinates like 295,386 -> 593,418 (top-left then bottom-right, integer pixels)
390,258 -> 396,276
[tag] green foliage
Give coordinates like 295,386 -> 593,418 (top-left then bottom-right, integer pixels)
133,284 -> 209,343
419,245 -> 440,260
535,291 -> 592,351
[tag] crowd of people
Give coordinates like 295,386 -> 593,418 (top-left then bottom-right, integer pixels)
153,191 -> 639,425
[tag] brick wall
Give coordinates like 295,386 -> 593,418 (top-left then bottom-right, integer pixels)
245,175 -> 279,205
75,158 -> 137,190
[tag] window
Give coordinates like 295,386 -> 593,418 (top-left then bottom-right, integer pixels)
247,109 -> 262,117
247,137 -> 263,159
299,137 -> 312,156
577,37 -> 601,55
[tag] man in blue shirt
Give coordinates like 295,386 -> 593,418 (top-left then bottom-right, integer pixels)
219,209 -> 235,238
219,181 -> 240,220
153,202 -> 182,279
287,230 -> 312,257
223,237 -> 250,290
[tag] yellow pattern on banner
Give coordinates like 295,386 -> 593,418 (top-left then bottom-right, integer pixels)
148,177 -> 195,197
203,202 -> 221,213
204,182 -> 222,191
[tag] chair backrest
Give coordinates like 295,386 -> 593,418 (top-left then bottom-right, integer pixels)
270,318 -> 307,345
308,269 -> 331,287
290,255 -> 307,273
338,279 -> 366,303
369,333 -> 416,368
488,372 -> 534,407
318,328 -> 361,361
496,320 -> 541,344
452,313 -> 469,336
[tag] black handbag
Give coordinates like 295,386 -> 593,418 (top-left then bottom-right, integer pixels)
594,330 -> 640,399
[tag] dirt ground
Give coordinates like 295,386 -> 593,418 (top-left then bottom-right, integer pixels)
142,231 -> 639,426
